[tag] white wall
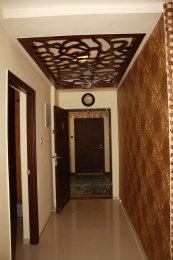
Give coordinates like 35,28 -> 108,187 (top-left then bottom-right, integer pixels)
0,24 -> 53,260
56,89 -> 119,197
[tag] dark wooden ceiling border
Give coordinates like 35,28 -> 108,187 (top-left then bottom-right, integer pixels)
18,34 -> 145,89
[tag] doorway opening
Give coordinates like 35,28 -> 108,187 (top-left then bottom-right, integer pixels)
8,71 -> 39,259
68,109 -> 112,198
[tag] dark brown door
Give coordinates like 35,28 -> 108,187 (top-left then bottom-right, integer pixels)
8,87 -> 17,260
54,106 -> 70,212
74,118 -> 105,174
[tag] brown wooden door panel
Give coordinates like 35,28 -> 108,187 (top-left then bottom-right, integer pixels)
74,118 -> 105,174
54,106 -> 70,212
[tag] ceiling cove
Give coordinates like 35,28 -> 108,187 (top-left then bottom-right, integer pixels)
19,34 -> 145,89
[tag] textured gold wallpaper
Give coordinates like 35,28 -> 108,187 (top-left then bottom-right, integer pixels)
117,16 -> 170,260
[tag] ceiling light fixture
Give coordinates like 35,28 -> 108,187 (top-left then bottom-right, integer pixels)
81,75 -> 108,89
75,54 -> 89,63
77,55 -> 89,59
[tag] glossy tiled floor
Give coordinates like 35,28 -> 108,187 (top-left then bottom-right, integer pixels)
15,199 -> 147,260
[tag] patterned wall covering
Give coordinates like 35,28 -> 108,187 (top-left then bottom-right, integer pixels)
117,16 -> 170,260
164,3 -> 173,258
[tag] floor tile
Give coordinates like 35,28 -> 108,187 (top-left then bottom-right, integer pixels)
15,199 -> 147,260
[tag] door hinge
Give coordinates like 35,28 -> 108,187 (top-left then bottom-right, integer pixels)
27,169 -> 31,176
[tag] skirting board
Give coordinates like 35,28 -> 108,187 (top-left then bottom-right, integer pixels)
119,199 -> 148,260
39,212 -> 53,239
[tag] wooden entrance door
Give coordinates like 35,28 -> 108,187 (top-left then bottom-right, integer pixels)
74,118 -> 105,174
54,106 -> 70,212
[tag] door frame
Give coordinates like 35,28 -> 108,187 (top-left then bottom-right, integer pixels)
68,108 -> 113,198
8,71 -> 39,245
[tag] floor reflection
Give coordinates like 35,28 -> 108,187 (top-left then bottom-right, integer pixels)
15,199 -> 147,260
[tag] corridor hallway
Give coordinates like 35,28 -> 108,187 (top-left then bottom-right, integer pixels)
15,199 -> 146,260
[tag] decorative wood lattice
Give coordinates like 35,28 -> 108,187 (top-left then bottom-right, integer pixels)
164,3 -> 173,259
19,34 -> 145,89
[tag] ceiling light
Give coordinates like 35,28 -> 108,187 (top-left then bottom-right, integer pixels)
77,55 -> 88,59
78,59 -> 87,63
76,55 -> 89,63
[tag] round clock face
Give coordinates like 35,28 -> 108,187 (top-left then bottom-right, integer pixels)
81,93 -> 95,107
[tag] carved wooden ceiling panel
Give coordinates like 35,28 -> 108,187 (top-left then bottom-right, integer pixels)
19,34 -> 145,89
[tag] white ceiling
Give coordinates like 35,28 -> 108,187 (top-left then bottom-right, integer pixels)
0,0 -> 165,38
0,0 -> 166,9
0,0 -> 167,87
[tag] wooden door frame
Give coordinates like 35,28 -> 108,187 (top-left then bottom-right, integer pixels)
8,71 -> 39,245
68,108 -> 113,198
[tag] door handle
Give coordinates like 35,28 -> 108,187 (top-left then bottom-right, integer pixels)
52,153 -> 61,159
99,144 -> 103,149
52,153 -> 61,166
52,153 -> 62,166
52,153 -> 57,159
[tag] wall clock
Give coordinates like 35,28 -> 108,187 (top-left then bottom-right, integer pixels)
81,93 -> 95,107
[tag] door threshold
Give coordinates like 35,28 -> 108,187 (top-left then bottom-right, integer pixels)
75,173 -> 105,176
70,195 -> 112,199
